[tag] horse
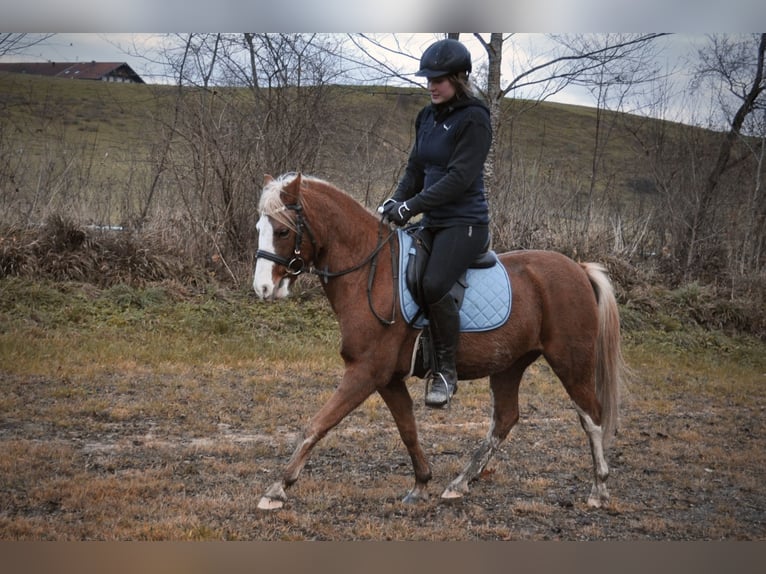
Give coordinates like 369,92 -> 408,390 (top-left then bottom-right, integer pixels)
252,172 -> 626,510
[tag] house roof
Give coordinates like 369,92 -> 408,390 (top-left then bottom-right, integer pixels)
0,62 -> 145,83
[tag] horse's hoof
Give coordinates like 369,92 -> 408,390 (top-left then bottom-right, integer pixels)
587,484 -> 609,508
441,477 -> 469,499
587,495 -> 608,509
257,496 -> 284,510
402,487 -> 428,504
258,482 -> 286,510
440,487 -> 465,500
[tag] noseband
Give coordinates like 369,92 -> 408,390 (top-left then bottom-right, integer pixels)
256,200 -> 398,325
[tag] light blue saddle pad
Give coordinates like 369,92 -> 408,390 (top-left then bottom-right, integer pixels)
397,229 -> 512,332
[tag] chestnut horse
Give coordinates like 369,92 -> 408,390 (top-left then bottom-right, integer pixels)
253,173 -> 626,510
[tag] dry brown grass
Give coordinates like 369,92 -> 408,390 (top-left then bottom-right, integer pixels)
0,215 -> 212,287
1,277 -> 764,540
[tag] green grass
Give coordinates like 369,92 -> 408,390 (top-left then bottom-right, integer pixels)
0,277 -> 341,377
2,274 -> 762,381
0,71 -> 172,154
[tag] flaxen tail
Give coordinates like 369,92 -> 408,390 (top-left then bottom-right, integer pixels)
581,262 -> 627,448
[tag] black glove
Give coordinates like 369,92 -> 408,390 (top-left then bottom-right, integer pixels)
380,199 -> 413,226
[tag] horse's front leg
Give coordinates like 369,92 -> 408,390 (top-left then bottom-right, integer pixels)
377,378 -> 432,503
258,365 -> 377,510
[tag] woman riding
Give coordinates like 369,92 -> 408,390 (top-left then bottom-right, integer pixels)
381,38 -> 492,408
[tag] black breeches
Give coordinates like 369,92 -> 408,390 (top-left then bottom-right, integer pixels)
420,225 -> 490,306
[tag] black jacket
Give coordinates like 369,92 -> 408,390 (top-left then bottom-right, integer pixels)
393,94 -> 491,227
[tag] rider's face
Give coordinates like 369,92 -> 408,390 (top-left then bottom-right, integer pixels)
428,76 -> 456,104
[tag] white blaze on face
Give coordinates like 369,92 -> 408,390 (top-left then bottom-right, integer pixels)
253,213 -> 292,301
254,213 -> 276,299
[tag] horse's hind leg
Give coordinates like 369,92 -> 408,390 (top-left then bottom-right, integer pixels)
441,361 -> 528,499
574,404 -> 610,508
378,378 -> 432,503
545,348 -> 610,508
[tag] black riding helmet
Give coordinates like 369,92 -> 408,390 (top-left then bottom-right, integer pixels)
415,38 -> 472,78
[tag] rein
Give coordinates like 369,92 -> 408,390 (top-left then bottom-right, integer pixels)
256,202 -> 399,326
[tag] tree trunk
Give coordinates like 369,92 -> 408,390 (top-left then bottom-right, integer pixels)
484,33 -> 503,202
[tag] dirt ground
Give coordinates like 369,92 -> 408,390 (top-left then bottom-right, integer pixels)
1,358 -> 764,541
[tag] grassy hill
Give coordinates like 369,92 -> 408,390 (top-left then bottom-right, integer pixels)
1,73 -> 177,223
0,71 -> 668,257
1,70 -> 763,337
0,71 -> 672,213
2,75 -> 141,161
1,72 -> 169,157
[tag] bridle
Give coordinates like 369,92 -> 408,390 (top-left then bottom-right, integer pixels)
255,201 -> 399,325
255,203 -> 316,277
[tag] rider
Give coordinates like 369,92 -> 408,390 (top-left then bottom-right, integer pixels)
381,38 -> 492,408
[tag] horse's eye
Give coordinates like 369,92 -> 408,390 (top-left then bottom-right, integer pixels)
276,228 -> 290,239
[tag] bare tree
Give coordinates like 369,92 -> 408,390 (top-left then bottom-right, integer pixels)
0,33 -> 55,57
564,34 -> 667,249
621,34 -> 766,290
467,33 -> 669,250
734,108 -> 766,282
682,33 -> 765,277
143,33 -> 344,279
342,34 -> 423,88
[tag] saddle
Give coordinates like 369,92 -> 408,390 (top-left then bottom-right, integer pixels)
397,227 -> 511,333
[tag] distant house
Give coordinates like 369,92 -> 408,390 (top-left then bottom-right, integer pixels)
0,61 -> 145,84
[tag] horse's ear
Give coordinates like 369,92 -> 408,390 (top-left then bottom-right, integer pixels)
282,173 -> 303,204
263,174 -> 274,186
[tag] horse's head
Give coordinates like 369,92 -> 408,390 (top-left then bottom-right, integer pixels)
253,173 -> 318,300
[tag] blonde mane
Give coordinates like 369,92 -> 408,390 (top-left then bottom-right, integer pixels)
259,173 -> 331,230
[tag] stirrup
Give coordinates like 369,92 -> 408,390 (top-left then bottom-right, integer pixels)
425,372 -> 456,408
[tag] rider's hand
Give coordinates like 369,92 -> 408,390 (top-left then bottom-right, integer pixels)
380,199 -> 412,226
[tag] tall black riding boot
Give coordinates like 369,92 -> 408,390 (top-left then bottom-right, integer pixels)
424,292 -> 460,408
